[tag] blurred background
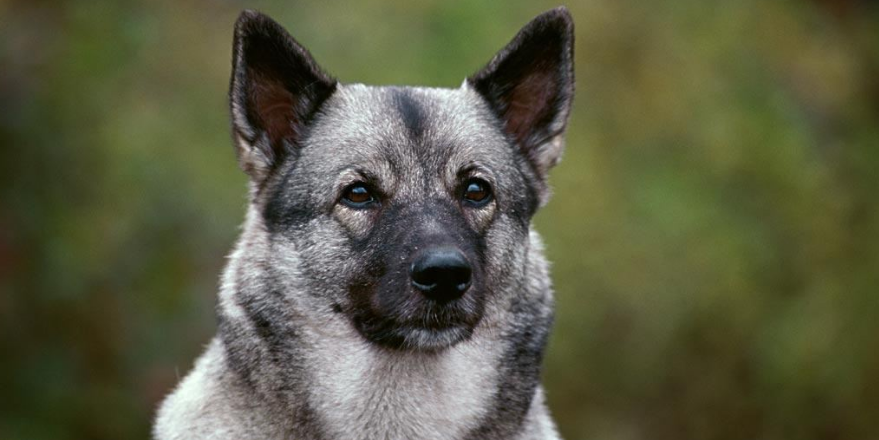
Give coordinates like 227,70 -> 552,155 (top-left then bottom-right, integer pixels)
2,0 -> 878,439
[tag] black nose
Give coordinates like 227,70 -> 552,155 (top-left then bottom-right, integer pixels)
410,247 -> 472,301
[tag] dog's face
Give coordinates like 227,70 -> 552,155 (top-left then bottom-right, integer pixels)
229,9 -> 573,351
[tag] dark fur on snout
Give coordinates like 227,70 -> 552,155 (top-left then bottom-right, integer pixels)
345,200 -> 489,350
155,7 -> 574,440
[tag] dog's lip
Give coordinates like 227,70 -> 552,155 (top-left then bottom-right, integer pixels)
396,298 -> 477,328
397,325 -> 473,350
404,319 -> 467,332
401,323 -> 466,332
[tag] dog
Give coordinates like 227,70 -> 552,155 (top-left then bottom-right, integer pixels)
154,6 -> 574,439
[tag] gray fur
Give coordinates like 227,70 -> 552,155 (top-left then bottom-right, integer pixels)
155,7 -> 573,440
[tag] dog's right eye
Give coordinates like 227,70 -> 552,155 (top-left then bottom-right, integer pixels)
462,178 -> 492,207
342,183 -> 376,208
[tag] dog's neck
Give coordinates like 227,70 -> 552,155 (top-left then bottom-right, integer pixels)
219,284 -> 510,439
299,324 -> 506,439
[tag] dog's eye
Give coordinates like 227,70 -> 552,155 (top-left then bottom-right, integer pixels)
463,179 -> 492,206
342,183 -> 376,208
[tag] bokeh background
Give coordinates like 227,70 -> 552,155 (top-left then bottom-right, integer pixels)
2,0 -> 878,439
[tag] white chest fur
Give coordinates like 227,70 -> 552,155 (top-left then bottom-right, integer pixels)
304,333 -> 502,440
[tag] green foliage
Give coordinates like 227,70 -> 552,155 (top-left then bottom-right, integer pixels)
2,0 -> 877,438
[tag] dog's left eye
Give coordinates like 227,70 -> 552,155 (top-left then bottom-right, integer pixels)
342,183 -> 376,208
463,178 -> 492,206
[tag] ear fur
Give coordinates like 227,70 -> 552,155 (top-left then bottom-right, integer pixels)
230,10 -> 337,182
468,7 -> 575,180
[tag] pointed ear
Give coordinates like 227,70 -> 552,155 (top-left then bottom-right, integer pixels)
467,7 -> 574,179
230,10 -> 337,182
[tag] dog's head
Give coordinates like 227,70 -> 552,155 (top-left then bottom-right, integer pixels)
228,9 -> 573,351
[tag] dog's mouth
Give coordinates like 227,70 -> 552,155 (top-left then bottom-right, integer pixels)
353,319 -> 478,352
348,282 -> 486,351
388,325 -> 474,351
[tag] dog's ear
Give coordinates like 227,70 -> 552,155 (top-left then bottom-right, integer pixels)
230,10 -> 337,182
468,7 -> 574,180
